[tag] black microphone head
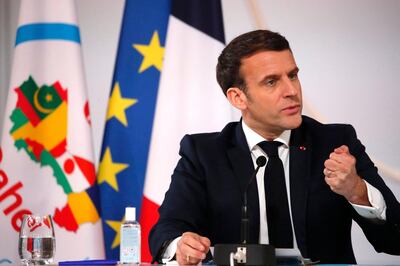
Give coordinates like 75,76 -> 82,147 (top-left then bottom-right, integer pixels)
256,156 -> 266,167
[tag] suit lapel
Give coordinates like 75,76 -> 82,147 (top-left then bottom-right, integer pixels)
226,122 -> 260,243
289,124 -> 311,257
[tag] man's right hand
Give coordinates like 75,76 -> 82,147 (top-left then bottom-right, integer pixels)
176,232 -> 211,265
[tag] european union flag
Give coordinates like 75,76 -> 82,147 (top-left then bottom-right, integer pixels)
97,0 -> 170,261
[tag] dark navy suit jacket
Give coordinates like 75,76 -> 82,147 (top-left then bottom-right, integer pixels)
149,116 -> 400,263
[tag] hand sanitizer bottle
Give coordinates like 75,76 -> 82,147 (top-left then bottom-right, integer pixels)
120,207 -> 141,264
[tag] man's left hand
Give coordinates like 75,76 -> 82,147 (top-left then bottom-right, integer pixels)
324,145 -> 371,206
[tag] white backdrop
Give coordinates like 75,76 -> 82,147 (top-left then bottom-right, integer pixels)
1,0 -> 399,264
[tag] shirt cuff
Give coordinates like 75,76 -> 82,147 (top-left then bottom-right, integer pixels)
351,180 -> 387,220
161,236 -> 181,263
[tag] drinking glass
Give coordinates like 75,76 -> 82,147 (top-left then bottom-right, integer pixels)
18,214 -> 56,265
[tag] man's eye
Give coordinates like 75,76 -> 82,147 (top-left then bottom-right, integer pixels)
265,79 -> 276,86
289,73 -> 298,80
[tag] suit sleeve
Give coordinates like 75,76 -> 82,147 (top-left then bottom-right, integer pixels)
149,134 -> 209,261
345,125 -> 400,254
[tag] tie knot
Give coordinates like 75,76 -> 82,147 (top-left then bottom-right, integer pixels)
258,141 -> 282,157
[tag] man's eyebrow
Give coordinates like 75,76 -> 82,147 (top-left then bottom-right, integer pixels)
289,66 -> 300,74
258,74 -> 279,86
258,66 -> 300,85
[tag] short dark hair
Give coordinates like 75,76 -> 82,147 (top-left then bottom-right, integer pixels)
216,30 -> 291,95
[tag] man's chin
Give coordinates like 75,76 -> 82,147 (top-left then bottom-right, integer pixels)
286,114 -> 302,129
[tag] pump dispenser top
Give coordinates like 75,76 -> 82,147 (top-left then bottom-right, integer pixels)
125,207 -> 136,221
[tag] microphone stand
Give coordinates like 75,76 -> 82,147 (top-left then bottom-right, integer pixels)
214,156 -> 276,266
241,156 -> 266,244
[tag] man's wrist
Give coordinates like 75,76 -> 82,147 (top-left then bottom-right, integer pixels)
350,180 -> 387,220
347,178 -> 370,206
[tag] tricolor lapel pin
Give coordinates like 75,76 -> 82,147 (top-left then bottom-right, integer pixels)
299,146 -> 306,151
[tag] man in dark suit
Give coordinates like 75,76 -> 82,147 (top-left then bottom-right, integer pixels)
149,30 -> 400,264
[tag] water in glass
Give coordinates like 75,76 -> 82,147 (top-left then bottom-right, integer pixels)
18,215 -> 56,265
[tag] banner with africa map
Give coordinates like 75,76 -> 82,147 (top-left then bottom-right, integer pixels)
0,0 -> 104,263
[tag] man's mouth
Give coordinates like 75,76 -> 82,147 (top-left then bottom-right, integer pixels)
282,104 -> 301,115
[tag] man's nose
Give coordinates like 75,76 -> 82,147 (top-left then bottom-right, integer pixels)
282,78 -> 298,96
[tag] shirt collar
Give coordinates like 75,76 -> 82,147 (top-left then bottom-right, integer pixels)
241,120 -> 291,151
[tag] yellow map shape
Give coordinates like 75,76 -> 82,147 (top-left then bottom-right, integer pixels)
11,101 -> 67,152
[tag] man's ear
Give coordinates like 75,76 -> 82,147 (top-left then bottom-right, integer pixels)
226,87 -> 247,110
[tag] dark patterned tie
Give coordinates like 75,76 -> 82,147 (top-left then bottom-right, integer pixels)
258,141 -> 294,248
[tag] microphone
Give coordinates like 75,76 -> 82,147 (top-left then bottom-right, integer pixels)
241,156 -> 266,244
214,155 -> 275,266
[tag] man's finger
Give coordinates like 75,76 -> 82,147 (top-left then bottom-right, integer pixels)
329,152 -> 346,163
324,168 -> 333,177
182,233 -> 207,252
334,145 -> 349,154
324,158 -> 340,170
178,233 -> 207,261
199,236 -> 211,249
325,175 -> 342,189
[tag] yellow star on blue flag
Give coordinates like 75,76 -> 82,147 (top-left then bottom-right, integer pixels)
105,216 -> 125,249
98,147 -> 128,191
106,82 -> 137,126
133,31 -> 165,73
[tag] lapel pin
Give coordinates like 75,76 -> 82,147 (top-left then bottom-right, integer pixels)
299,146 -> 306,151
